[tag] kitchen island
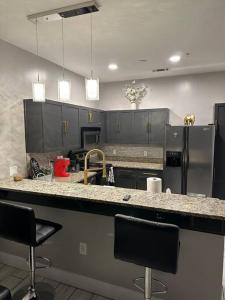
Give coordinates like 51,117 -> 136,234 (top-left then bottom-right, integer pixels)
0,179 -> 224,300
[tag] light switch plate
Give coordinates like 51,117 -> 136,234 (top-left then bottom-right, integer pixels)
79,242 -> 87,255
144,151 -> 148,157
113,149 -> 117,155
9,166 -> 18,176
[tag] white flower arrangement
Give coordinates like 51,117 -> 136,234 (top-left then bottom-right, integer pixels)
124,80 -> 147,104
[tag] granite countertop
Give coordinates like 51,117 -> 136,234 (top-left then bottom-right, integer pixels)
0,179 -> 225,221
33,171 -> 96,183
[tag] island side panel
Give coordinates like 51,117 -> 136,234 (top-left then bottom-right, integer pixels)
0,202 -> 223,300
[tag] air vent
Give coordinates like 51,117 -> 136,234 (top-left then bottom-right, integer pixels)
152,68 -> 169,73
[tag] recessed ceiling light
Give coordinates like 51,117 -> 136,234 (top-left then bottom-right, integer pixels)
169,55 -> 181,63
108,63 -> 118,70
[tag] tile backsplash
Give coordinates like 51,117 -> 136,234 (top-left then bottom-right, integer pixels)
101,144 -> 163,162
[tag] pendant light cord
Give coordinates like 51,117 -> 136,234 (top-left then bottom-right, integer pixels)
61,18 -> 65,79
35,18 -> 40,82
90,13 -> 93,79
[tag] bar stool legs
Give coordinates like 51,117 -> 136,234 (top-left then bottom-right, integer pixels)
23,247 -> 37,300
145,268 -> 152,300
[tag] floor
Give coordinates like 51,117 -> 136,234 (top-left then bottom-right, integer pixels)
0,263 -> 112,300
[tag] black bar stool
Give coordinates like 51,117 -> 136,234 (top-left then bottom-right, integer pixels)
114,214 -> 180,300
0,286 -> 11,300
0,201 -> 62,300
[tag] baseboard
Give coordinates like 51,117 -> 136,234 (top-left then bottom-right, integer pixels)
0,251 -> 146,300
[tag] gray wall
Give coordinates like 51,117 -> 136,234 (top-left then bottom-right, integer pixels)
0,39 -> 97,179
98,72 -> 225,125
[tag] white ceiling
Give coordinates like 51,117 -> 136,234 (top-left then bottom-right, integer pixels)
0,0 -> 225,82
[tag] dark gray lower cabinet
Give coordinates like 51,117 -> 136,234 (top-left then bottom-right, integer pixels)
114,168 -> 136,189
114,167 -> 163,190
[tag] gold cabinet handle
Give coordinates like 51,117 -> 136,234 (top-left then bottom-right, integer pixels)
66,121 -> 69,135
88,111 -> 93,123
62,121 -> 67,134
143,172 -> 158,176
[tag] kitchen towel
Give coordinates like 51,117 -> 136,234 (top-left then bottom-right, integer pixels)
107,166 -> 115,185
147,177 -> 162,193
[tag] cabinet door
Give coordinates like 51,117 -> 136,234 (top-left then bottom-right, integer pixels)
136,170 -> 163,190
79,108 -> 89,127
117,111 -> 133,144
114,168 -> 136,189
62,105 -> 80,149
106,112 -> 119,143
133,111 -> 149,144
24,101 -> 44,153
79,108 -> 101,127
149,109 -> 169,146
43,102 -> 63,152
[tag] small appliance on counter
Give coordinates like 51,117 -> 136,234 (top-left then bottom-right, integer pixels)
67,149 -> 88,172
54,156 -> 70,177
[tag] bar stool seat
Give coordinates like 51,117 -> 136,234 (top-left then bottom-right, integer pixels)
35,219 -> 62,246
114,214 -> 180,300
0,286 -> 11,300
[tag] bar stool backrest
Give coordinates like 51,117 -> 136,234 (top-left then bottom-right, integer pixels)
114,214 -> 180,274
0,201 -> 36,246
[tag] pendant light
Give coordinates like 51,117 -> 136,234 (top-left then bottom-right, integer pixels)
58,18 -> 71,101
85,13 -> 99,101
32,18 -> 45,102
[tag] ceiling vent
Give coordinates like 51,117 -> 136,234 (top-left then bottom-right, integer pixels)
152,68 -> 169,73
27,1 -> 99,23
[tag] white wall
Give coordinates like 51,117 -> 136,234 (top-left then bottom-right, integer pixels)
99,72 -> 225,125
0,39 -> 97,179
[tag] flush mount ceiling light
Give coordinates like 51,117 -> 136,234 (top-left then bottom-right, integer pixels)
85,13 -> 99,101
108,63 -> 118,70
32,19 -> 45,102
169,55 -> 181,63
58,18 -> 71,101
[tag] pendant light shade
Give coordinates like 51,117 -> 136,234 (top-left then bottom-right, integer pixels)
58,80 -> 71,101
85,78 -> 99,101
86,14 -> 99,101
33,19 -> 45,102
32,82 -> 45,102
58,18 -> 71,101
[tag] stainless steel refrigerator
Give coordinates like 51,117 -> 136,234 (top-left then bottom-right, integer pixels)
163,125 -> 215,196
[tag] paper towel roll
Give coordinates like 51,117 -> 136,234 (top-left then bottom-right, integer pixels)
147,177 -> 162,193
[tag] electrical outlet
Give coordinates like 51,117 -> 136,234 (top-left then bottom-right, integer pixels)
144,151 -> 148,157
113,149 -> 117,155
79,242 -> 87,255
9,166 -> 18,176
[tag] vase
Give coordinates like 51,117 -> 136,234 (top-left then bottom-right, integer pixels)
131,103 -> 136,110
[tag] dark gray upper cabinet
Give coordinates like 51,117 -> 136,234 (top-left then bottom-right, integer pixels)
42,102 -> 63,152
24,100 -> 81,153
62,104 -> 80,150
79,108 -> 101,127
150,109 -> 169,145
24,100 -> 63,153
106,111 -> 120,143
133,110 -> 149,144
106,109 -> 169,145
24,101 -> 44,153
